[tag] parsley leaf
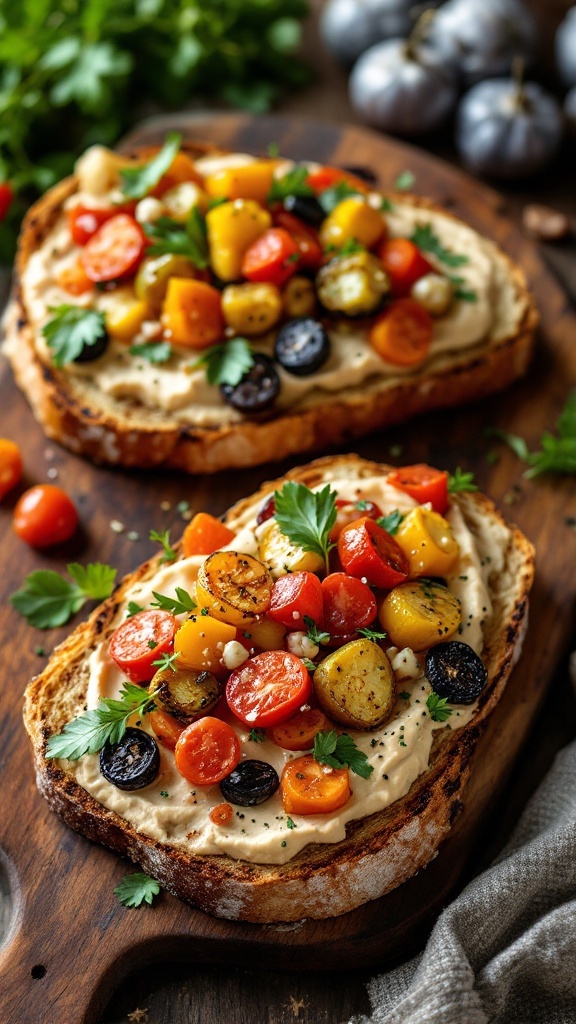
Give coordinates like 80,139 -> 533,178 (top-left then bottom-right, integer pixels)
114,872 -> 161,909
42,306 -> 107,367
426,692 -> 453,723
303,615 -> 330,646
318,181 -> 363,215
194,337 -> 254,387
11,562 -> 117,629
126,601 -> 145,618
394,169 -> 415,191
152,650 -> 180,673
448,468 -> 479,494
490,391 -> 576,478
274,481 -> 337,573
411,223 -> 469,269
144,209 -> 209,267
129,341 -> 172,364
248,728 -> 266,743
267,166 -> 313,203
149,529 -> 178,563
286,816 -> 296,829
120,132 -> 181,199
46,681 -> 157,760
301,658 -> 317,672
356,627 -> 388,640
377,510 -> 404,536
151,588 -> 196,616
313,730 -> 373,779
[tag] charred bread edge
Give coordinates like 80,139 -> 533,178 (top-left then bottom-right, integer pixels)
4,143 -> 539,473
24,455 -> 535,923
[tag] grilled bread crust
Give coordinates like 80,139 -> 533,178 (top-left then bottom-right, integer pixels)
4,144 -> 538,473
23,455 -> 535,922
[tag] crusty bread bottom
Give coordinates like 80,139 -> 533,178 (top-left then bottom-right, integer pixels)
23,456 -> 535,922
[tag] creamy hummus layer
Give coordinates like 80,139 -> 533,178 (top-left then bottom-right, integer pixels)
66,477 -> 504,866
19,153 -> 523,428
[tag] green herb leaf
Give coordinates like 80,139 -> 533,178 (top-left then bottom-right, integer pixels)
114,872 -> 161,908
42,306 -> 107,367
489,391 -> 576,478
150,588 -> 196,616
394,169 -> 415,191
410,223 -> 469,269
377,510 -> 405,535
356,627 -> 388,640
380,197 -> 394,212
194,337 -> 254,387
313,730 -> 373,779
126,601 -> 145,618
267,166 -> 313,203
248,728 -> 266,743
318,180 -> 362,215
120,132 -> 181,199
303,615 -> 330,646
129,341 -> 173,364
11,562 -> 116,629
399,691 -> 411,700
152,650 -> 180,673
447,468 -> 479,494
144,209 -> 208,267
274,481 -> 337,573
426,692 -> 453,723
46,681 -> 157,760
286,816 -> 296,829
267,141 -> 280,157
149,529 -> 178,563
301,658 -> 317,672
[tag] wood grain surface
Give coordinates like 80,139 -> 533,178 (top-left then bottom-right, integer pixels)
1,113 -> 575,1024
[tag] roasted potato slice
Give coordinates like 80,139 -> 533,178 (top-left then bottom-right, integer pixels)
313,638 -> 396,729
196,550 -> 272,627
257,519 -> 324,579
150,665 -> 222,725
379,580 -> 461,651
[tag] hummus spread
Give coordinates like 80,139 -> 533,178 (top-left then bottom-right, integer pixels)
19,152 -> 524,429
68,476 -> 503,866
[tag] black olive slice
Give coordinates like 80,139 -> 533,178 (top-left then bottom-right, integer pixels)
220,759 -> 280,806
220,353 -> 280,413
283,194 -> 325,227
274,318 -> 331,376
425,641 -> 488,706
99,727 -> 160,791
73,330 -> 109,363
150,666 -> 222,725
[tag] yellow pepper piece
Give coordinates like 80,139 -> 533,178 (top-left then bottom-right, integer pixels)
204,161 -> 276,205
319,197 -> 386,251
98,287 -> 149,342
161,278 -> 224,349
378,580 -> 461,652
395,507 -> 460,577
206,199 -> 271,281
174,615 -> 236,674
257,520 -> 324,579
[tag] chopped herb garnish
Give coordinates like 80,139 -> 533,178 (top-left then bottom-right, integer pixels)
448,468 -> 479,493
114,871 -> 161,908
149,529 -> 178,563
274,481 -> 337,573
160,790 -> 169,798
399,691 -> 411,700
426,691 -> 453,723
194,337 -> 254,387
150,587 -> 196,615
35,645 -> 46,656
144,208 -> 209,267
301,658 -> 317,672
11,562 -> 117,629
313,730 -> 373,779
42,306 -> 107,367
248,728 -> 266,743
394,169 -> 415,191
488,391 -> 576,478
152,650 -> 180,673
377,509 -> 405,535
304,615 -> 330,646
267,165 -> 313,203
356,626 -> 388,641
126,600 -> 145,617
267,141 -> 280,157
411,223 -> 469,269
147,639 -> 158,650
129,341 -> 173,364
286,816 -> 296,829
120,133 -> 181,199
46,681 -> 157,761
318,180 -> 362,215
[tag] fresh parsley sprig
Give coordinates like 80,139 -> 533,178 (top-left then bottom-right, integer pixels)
152,651 -> 180,673
410,223 -> 469,269
114,872 -> 161,908
267,166 -> 313,203
356,627 -> 388,641
304,615 -> 330,646
248,728 -> 266,743
489,391 -> 576,478
274,481 -> 337,573
45,681 -> 158,761
448,468 -> 479,494
194,337 -> 254,387
11,562 -> 117,629
144,208 -> 209,267
313,730 -> 373,779
126,601 -> 145,618
151,588 -> 196,616
318,180 -> 363,215
129,341 -> 173,364
377,510 -> 404,536
120,133 -> 181,199
426,692 -> 453,723
42,306 -> 107,367
149,529 -> 178,564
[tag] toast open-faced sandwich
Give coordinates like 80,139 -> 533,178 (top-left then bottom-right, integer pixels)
4,138 -> 538,474
24,455 -> 534,922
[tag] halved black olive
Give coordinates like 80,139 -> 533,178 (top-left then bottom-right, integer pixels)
99,727 -> 160,791
283,194 -> 325,227
150,666 -> 223,725
221,353 -> 280,413
274,318 -> 331,376
73,330 -> 109,363
425,641 -> 488,705
220,759 -> 280,806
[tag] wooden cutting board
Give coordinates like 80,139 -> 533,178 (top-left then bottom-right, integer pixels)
1,114 -> 575,1024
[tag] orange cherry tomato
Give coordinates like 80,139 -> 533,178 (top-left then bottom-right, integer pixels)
56,258 -> 94,295
320,572 -> 377,641
369,298 -> 433,368
226,650 -> 312,728
379,238 -> 434,296
210,801 -> 234,825
329,498 -> 383,542
81,214 -> 147,282
281,754 -> 351,814
149,709 -> 184,751
182,512 -> 236,557
387,465 -> 449,515
272,210 -> 323,270
268,571 -> 324,630
109,610 -> 177,684
0,439 -> 22,500
270,708 -> 331,751
13,484 -> 78,547
306,166 -> 369,195
174,717 -> 241,786
241,228 -> 300,287
0,182 -> 13,221
337,519 -> 409,590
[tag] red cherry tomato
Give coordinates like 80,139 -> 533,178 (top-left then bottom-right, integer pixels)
329,498 -> 383,542
387,464 -> 449,515
109,610 -> 177,684
268,571 -> 324,630
306,166 -> 369,195
272,210 -> 323,270
321,573 -> 377,641
175,717 -> 241,786
81,214 -> 147,282
13,485 -> 78,547
338,518 -> 409,589
67,206 -> 116,246
379,238 -> 435,296
226,650 -> 312,728
0,182 -> 13,221
241,228 -> 300,286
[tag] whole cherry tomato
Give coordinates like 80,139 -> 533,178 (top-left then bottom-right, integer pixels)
329,498 -> 383,542
387,465 -> 449,515
379,238 -> 434,296
337,518 -> 409,589
109,610 -> 177,684
81,214 -> 147,282
268,571 -> 324,629
241,228 -> 300,287
226,650 -> 312,728
321,573 -> 377,642
13,485 -> 78,547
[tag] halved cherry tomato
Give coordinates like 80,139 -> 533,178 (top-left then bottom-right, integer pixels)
379,238 -> 434,296
174,716 -> 241,785
272,210 -> 323,270
306,166 -> 369,195
182,512 -> 236,557
13,484 -> 78,547
369,298 -> 433,368
0,439 -> 22,501
81,214 -> 147,282
387,464 -> 449,515
226,650 -> 312,728
268,571 -> 323,630
321,572 -> 377,640
270,707 -> 331,751
0,182 -> 13,221
67,206 -> 116,247
329,498 -> 383,542
149,708 -> 184,751
338,518 -> 409,589
210,801 -> 234,825
109,610 -> 177,684
56,258 -> 93,295
241,228 -> 300,287
281,754 -> 351,814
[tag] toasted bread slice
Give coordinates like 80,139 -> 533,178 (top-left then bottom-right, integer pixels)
4,142 -> 538,473
23,455 -> 534,922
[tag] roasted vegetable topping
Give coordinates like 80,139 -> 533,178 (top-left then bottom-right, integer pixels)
313,638 -> 396,729
220,759 -> 280,806
100,728 -> 160,791
150,664 -> 222,724
220,353 -> 280,413
316,251 -> 389,315
274,317 -> 331,376
425,641 -> 487,705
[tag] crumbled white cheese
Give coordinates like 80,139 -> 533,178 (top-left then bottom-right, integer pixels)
135,197 -> 164,224
286,632 -> 319,659
391,647 -> 422,681
222,641 -> 250,671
